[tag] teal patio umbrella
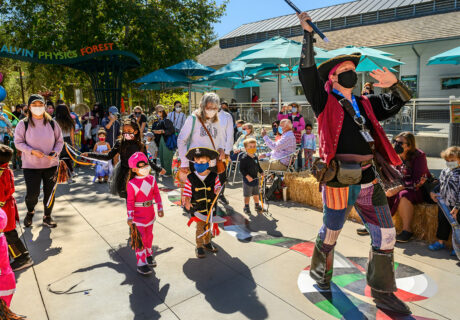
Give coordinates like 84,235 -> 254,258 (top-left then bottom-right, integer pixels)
133,68 -> 190,84
428,45 -> 460,65
166,59 -> 215,112
236,37 -> 333,110
206,61 -> 270,81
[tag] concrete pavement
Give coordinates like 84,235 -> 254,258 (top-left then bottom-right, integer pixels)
9,166 -> 459,320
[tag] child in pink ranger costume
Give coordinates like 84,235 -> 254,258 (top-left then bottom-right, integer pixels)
0,208 -> 16,308
126,152 -> 164,275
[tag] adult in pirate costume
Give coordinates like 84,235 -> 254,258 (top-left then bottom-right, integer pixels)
183,147 -> 222,259
297,12 -> 413,315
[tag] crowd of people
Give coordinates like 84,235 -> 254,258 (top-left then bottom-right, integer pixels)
0,11 -> 460,318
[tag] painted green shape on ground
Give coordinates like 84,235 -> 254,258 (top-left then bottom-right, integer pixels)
315,300 -> 342,319
332,273 -> 365,287
256,237 -> 290,245
394,262 -> 399,271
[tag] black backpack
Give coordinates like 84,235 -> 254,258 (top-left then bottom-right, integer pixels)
265,176 -> 283,201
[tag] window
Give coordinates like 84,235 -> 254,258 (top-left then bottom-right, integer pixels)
401,75 -> 417,96
295,86 -> 304,96
441,77 -> 460,90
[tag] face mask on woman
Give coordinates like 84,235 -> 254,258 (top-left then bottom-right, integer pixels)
205,109 -> 217,118
394,142 -> 404,154
31,107 -> 46,116
292,107 -> 297,113
138,166 -> 151,177
47,108 -> 54,114
242,130 -> 247,136
237,127 -> 243,133
272,127 -> 278,135
278,127 -> 283,134
446,161 -> 459,169
194,162 -> 209,173
175,107 -> 182,112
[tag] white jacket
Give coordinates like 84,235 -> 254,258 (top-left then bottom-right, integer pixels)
177,115 -> 224,168
218,110 -> 235,155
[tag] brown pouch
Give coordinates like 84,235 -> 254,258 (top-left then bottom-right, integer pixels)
311,158 -> 337,183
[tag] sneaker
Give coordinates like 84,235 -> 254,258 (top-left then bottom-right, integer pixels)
147,256 -> 157,267
255,204 -> 263,214
23,212 -> 34,228
219,195 -> 229,205
396,230 -> 413,243
11,255 -> 34,272
196,247 -> 206,258
43,216 -> 57,228
428,242 -> 445,251
137,265 -> 152,275
243,206 -> 251,214
204,242 -> 218,253
356,227 -> 369,236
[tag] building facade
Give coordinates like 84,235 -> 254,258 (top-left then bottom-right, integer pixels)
198,0 -> 460,103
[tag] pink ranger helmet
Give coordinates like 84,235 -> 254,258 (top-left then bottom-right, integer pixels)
128,152 -> 148,169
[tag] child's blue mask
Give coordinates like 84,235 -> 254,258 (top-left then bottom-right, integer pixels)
194,162 -> 209,173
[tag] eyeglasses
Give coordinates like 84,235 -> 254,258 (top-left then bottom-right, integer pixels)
392,140 -> 406,146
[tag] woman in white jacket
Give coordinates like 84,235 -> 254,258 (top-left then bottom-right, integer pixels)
177,93 -> 225,175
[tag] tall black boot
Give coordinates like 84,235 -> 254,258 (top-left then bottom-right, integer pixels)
367,250 -> 411,315
310,244 -> 334,290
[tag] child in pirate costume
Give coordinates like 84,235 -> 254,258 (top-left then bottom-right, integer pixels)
0,145 -> 33,272
183,147 -> 222,259
126,152 -> 164,275
83,118 -> 165,198
297,12 -> 413,315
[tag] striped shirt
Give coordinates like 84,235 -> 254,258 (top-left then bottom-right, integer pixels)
263,130 -> 297,166
183,173 -> 221,198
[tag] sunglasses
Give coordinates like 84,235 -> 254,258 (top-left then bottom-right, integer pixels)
392,140 -> 406,146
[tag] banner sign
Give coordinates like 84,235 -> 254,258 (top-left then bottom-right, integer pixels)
0,43 -> 114,61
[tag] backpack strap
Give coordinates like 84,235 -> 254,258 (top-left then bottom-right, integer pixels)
23,118 -> 56,144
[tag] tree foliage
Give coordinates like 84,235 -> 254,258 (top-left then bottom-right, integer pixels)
0,0 -> 227,106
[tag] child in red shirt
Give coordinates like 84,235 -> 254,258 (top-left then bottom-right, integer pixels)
0,144 -> 33,271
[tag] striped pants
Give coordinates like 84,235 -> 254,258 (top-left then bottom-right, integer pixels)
317,181 -> 396,253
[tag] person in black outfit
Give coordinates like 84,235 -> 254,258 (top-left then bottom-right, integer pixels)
297,11 -> 413,315
239,138 -> 264,214
151,106 -> 175,176
83,118 -> 165,198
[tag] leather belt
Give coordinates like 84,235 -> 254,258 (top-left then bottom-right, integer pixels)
361,159 -> 373,167
134,201 -> 154,208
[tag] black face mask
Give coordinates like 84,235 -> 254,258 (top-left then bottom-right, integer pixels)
337,70 -> 358,89
394,143 -> 404,154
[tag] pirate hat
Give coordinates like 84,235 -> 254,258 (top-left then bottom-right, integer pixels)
186,147 -> 219,161
317,53 -> 362,81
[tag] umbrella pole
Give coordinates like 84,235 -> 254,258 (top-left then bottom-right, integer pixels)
278,73 -> 282,112
188,83 -> 192,115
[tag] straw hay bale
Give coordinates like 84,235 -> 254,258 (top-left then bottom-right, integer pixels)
393,203 -> 440,243
284,172 -> 323,209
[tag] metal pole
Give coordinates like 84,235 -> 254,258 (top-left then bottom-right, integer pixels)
188,83 -> 192,114
278,73 -> 282,112
412,99 -> 416,133
18,66 -> 25,104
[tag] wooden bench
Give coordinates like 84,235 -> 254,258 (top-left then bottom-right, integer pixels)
284,172 -> 445,244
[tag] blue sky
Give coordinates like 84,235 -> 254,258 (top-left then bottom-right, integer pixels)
214,0 -> 354,38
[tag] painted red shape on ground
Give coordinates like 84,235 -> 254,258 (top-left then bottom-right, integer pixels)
290,242 -> 315,257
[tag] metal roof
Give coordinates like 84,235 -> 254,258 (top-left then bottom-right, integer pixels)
221,0 -> 436,40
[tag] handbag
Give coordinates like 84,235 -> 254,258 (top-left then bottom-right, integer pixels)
165,132 -> 177,150
420,173 -> 439,204
311,158 -> 337,184
336,161 -> 362,185
197,117 -> 226,174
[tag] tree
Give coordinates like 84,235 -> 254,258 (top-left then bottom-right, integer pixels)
0,0 -> 227,105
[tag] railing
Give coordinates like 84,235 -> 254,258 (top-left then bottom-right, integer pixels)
220,99 -> 451,136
